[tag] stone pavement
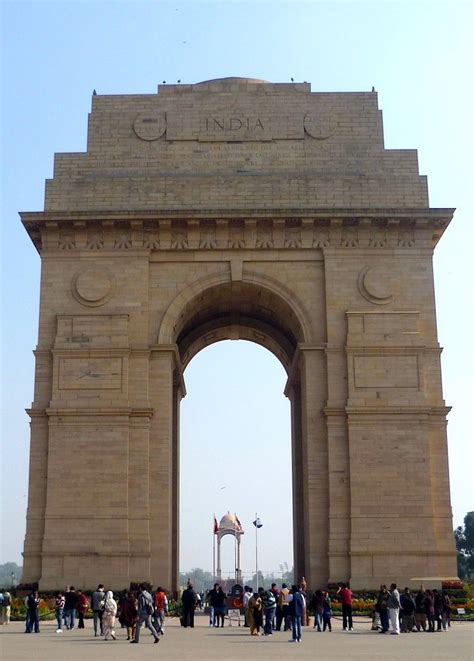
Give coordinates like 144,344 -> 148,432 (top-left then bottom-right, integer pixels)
1,614 -> 473,660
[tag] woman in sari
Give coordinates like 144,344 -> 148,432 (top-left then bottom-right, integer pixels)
103,590 -> 118,641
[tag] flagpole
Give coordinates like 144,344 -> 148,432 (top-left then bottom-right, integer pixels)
213,513 -> 216,584
234,515 -> 237,584
255,511 -> 258,591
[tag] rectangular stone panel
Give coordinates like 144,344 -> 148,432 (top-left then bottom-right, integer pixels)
58,357 -> 123,390
55,315 -> 129,348
353,355 -> 419,388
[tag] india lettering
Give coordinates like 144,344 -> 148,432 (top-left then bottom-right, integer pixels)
205,117 -> 264,131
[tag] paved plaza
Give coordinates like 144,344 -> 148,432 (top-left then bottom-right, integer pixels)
1,614 -> 473,660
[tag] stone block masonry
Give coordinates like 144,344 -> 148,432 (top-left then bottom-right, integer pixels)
20,77 -> 457,591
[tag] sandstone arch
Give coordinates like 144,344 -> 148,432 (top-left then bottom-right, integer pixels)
20,79 -> 457,592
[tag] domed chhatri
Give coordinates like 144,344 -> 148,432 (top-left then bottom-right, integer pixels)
215,512 -> 244,584
219,512 -> 237,530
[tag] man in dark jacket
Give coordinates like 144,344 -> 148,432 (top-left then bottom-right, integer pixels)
182,584 -> 197,628
400,588 -> 415,632
26,590 -> 40,633
64,586 -> 79,630
91,583 -> 105,636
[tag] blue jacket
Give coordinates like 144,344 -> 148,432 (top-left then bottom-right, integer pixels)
293,591 -> 305,617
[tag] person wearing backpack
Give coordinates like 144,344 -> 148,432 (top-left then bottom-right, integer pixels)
131,583 -> 160,644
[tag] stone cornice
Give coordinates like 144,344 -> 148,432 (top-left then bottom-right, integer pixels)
44,407 -> 154,418
324,405 -> 451,417
20,208 -> 454,254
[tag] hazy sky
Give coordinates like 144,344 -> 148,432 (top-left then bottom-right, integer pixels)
1,1 -> 473,579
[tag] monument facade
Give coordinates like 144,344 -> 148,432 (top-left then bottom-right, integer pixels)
21,78 -> 457,590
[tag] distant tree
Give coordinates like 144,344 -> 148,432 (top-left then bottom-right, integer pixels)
0,562 -> 22,587
179,568 -> 214,592
454,511 -> 474,579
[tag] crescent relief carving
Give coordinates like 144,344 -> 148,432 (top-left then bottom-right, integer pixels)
358,266 -> 393,305
304,113 -> 336,139
72,268 -> 113,307
133,113 -> 167,141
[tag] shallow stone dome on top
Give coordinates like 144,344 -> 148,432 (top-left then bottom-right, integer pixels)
195,77 -> 269,86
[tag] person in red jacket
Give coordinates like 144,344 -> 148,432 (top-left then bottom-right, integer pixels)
337,583 -> 353,631
153,587 -> 168,635
76,590 -> 89,629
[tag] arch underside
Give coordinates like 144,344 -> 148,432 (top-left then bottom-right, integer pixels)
172,281 -> 306,372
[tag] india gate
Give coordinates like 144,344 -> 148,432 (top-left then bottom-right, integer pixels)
21,77 -> 458,591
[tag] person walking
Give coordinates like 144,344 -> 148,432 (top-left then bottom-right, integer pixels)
182,583 -> 197,628
289,584 -> 305,643
102,591 -> 117,640
25,590 -> 40,633
91,584 -> 106,637
64,586 -> 78,630
131,584 -> 160,644
387,583 -> 401,635
153,587 -> 168,635
337,583 -> 353,631
76,589 -> 88,629
122,591 -> 138,640
55,593 -> 65,633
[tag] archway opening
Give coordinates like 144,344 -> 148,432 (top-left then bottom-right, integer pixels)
179,340 -> 293,590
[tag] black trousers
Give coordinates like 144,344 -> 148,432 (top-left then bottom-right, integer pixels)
182,606 -> 195,628
342,604 -> 353,629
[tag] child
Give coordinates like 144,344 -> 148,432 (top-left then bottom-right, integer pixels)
322,591 -> 332,632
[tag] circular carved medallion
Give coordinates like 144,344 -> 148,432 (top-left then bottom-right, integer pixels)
358,266 -> 393,305
304,113 -> 336,139
133,113 -> 166,141
72,269 -> 112,307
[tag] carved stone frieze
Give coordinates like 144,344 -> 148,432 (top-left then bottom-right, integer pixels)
21,211 -> 452,253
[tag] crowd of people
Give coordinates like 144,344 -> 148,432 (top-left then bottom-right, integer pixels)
12,578 -> 454,644
374,584 -> 452,634
21,583 -> 166,643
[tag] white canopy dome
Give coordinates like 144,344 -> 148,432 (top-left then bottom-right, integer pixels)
219,512 -> 237,530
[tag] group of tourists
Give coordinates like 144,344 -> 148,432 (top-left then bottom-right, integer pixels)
374,584 -> 452,634
16,577 -> 454,645
22,583 -> 167,644
240,583 -> 309,642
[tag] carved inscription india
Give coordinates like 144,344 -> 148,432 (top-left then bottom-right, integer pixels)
200,115 -> 269,141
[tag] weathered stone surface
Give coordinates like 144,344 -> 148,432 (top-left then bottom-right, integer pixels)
21,78 -> 457,591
